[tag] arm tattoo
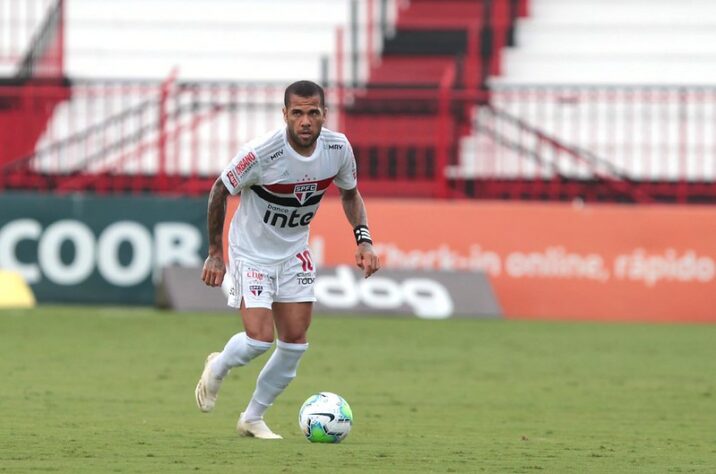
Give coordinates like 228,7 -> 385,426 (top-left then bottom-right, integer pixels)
207,178 -> 229,256
340,187 -> 368,228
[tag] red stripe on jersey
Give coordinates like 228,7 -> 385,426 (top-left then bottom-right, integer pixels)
263,176 -> 335,194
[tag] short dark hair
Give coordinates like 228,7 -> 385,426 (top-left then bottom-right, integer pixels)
284,80 -> 325,108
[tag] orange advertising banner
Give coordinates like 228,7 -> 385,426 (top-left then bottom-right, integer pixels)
226,198 -> 716,323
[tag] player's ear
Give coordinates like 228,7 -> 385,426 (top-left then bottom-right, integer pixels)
282,107 -> 288,123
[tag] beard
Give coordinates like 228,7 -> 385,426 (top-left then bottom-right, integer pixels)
288,127 -> 320,150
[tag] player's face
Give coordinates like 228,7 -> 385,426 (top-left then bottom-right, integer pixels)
283,94 -> 326,155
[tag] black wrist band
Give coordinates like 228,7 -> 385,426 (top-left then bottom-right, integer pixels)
353,225 -> 373,245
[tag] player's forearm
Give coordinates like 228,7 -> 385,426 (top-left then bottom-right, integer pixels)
340,187 -> 368,228
207,178 -> 229,257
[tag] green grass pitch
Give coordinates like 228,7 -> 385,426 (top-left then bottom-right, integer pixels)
1,306 -> 715,473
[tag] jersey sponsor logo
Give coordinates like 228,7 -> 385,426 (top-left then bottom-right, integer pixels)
246,269 -> 264,281
294,183 -> 318,205
234,152 -> 257,177
249,284 -> 263,296
263,208 -> 315,228
269,149 -> 284,160
296,272 -> 315,286
227,170 -> 238,187
328,144 -> 343,150
296,252 -> 316,285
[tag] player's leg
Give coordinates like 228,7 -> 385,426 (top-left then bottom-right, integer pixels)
210,301 -> 274,376
195,302 -> 275,412
237,253 -> 314,438
238,302 -> 311,439
196,263 -> 276,412
240,302 -> 311,423
273,301 -> 313,343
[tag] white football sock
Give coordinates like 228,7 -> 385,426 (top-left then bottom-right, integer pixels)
243,340 -> 308,421
210,332 -> 272,379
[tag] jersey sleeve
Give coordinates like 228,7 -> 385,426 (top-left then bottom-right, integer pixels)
333,141 -> 358,190
220,147 -> 261,195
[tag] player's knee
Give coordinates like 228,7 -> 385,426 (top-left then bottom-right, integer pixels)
276,326 -> 309,344
243,314 -> 276,343
245,328 -> 274,344
279,334 -> 307,344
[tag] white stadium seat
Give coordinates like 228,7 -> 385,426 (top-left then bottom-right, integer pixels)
455,0 -> 716,181
65,0 -> 354,82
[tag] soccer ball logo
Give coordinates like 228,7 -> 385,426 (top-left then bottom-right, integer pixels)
298,392 -> 353,443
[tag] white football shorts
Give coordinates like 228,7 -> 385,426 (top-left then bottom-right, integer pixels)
227,249 -> 317,309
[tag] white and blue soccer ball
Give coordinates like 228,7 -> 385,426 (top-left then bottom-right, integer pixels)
298,392 -> 353,443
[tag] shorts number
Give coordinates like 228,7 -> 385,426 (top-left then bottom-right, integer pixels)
296,250 -> 314,272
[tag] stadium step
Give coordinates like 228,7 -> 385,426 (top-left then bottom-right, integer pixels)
0,80 -> 70,167
396,0 -> 485,28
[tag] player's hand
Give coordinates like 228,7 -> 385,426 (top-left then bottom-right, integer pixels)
201,255 -> 226,287
355,243 -> 380,278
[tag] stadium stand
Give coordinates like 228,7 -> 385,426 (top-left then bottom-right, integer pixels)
1,0 -> 715,202
63,0 -> 354,82
0,0 -> 382,193
458,0 -> 716,201
493,0 -> 716,85
344,0 -> 513,196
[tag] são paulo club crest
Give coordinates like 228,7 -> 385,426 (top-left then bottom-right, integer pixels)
294,183 -> 318,205
249,285 -> 263,296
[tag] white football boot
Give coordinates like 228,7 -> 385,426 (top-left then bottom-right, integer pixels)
195,352 -> 222,412
237,412 -> 283,439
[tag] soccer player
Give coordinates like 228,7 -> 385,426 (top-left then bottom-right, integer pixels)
195,80 -> 380,439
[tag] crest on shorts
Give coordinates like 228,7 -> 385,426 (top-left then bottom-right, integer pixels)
249,285 -> 263,296
294,183 -> 318,205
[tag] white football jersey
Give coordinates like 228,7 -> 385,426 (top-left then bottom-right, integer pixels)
220,127 -> 357,265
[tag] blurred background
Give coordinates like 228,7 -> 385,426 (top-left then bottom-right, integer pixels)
1,0 -> 715,322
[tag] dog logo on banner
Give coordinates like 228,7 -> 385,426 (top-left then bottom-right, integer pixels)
294,183 -> 318,205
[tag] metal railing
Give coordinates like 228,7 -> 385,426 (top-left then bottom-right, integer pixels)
2,80 -> 716,203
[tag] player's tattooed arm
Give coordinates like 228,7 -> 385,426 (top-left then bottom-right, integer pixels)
339,187 -> 381,278
339,187 -> 367,227
207,178 -> 229,256
202,178 -> 229,286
